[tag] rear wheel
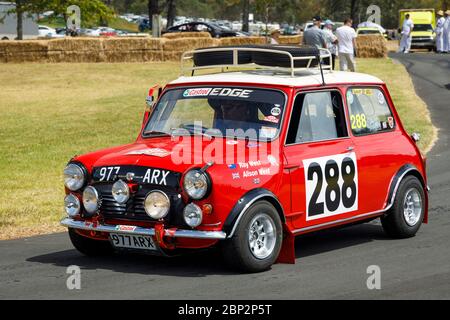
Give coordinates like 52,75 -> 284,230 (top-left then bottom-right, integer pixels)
381,176 -> 425,238
69,228 -> 114,256
222,201 -> 282,273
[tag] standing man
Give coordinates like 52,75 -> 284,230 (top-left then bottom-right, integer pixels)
335,18 -> 357,72
399,13 -> 414,53
323,20 -> 338,69
436,10 -> 445,53
444,11 -> 450,54
302,16 -> 327,49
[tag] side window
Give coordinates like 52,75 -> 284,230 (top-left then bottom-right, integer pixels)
287,91 -> 348,144
346,87 -> 395,136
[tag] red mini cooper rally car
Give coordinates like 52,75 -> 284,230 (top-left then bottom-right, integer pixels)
61,46 -> 428,272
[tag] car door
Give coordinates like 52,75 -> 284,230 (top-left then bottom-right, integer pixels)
284,89 -> 360,230
345,86 -> 403,214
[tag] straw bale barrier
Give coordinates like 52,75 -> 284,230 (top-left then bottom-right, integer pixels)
356,35 -> 387,58
162,32 -> 211,39
218,36 -> 266,46
278,35 -> 302,45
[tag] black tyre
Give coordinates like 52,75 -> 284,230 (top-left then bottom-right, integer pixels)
69,228 -> 114,256
222,201 -> 283,273
251,45 -> 320,68
193,45 -> 254,66
381,176 -> 425,239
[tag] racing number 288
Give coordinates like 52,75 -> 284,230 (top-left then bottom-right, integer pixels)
304,153 -> 358,219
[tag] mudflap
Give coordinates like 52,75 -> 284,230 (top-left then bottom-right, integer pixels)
276,231 -> 295,264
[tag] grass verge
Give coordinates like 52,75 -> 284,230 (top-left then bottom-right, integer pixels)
0,59 -> 436,239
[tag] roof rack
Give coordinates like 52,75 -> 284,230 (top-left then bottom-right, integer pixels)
181,46 -> 333,78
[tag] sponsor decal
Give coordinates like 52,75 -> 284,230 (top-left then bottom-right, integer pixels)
382,122 -> 388,129
228,164 -> 237,170
258,167 -> 271,176
232,172 -> 240,180
264,115 -> 280,124
347,91 -> 354,104
127,148 -> 171,158
243,170 -> 259,178
377,92 -> 386,105
253,178 -> 261,184
387,117 -> 395,129
238,160 -> 262,169
260,127 -> 277,139
271,106 -> 282,116
183,88 -> 212,97
183,88 -> 253,99
116,225 -> 137,232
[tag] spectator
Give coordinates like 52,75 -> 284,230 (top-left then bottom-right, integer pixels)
270,29 -> 281,45
323,20 -> 338,69
335,18 -> 357,72
436,10 -> 445,53
399,13 -> 414,53
302,16 -> 327,49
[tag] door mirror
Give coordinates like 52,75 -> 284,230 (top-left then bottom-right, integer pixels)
143,85 -> 161,126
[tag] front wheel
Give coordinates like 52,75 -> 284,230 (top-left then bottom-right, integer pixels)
69,228 -> 114,256
222,201 -> 283,273
381,176 -> 425,238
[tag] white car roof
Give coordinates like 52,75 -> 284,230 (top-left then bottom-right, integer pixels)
169,70 -> 384,88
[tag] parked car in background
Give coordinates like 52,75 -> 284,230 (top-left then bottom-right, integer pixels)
165,22 -> 240,38
357,27 -> 388,39
0,1 -> 39,40
38,25 -> 65,38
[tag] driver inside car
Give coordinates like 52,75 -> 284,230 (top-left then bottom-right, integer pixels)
215,99 -> 255,135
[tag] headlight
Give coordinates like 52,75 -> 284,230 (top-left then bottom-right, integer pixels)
112,180 -> 130,204
144,191 -> 170,219
183,169 -> 210,200
64,163 -> 86,191
64,194 -> 80,217
82,186 -> 100,215
183,203 -> 203,228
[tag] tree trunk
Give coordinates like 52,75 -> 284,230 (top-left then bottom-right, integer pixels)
148,0 -> 160,29
350,0 -> 359,25
242,0 -> 250,32
166,0 -> 176,29
16,0 -> 23,40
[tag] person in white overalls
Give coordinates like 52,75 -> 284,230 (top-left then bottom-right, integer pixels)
444,11 -> 450,53
436,10 -> 445,53
399,14 -> 414,53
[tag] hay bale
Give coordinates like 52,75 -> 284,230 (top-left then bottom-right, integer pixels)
47,50 -> 104,63
162,32 -> 211,39
356,35 -> 387,58
386,40 -> 399,53
4,51 -> 48,63
278,35 -> 302,45
0,40 -> 49,54
218,36 -> 266,46
163,37 -> 219,52
47,38 -> 103,52
103,50 -> 164,63
102,37 -> 165,51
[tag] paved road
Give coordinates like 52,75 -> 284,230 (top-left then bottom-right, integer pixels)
1,53 -> 449,300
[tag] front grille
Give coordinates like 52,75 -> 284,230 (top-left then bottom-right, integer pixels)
95,184 -> 184,223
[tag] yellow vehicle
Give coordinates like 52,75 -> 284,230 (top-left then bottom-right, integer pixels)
356,27 -> 388,40
399,9 -> 436,51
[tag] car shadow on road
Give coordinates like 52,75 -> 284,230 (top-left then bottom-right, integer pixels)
27,222 -> 390,276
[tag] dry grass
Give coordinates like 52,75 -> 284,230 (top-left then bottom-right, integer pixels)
356,35 -> 388,58
0,59 -> 436,239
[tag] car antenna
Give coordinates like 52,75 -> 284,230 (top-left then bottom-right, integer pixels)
318,53 -> 326,86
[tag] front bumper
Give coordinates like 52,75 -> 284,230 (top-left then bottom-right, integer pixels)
60,217 -> 227,240
411,39 -> 435,48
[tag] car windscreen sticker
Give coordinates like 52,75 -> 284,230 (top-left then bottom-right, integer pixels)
347,91 -> 354,104
182,88 -> 254,99
303,152 -> 358,221
263,116 -> 279,124
260,126 -> 277,139
183,88 -> 212,97
271,106 -> 282,116
377,92 -> 386,105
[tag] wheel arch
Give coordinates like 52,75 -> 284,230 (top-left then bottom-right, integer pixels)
385,164 -> 428,222
222,188 -> 286,239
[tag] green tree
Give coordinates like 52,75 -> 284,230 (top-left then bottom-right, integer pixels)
47,0 -> 113,28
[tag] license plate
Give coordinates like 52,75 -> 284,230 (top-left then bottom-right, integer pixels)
109,233 -> 157,251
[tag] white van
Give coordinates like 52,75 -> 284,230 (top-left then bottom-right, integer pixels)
0,1 -> 39,40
